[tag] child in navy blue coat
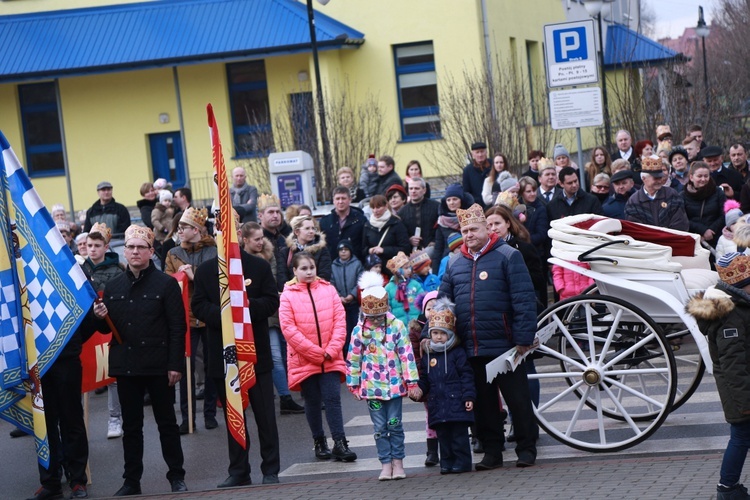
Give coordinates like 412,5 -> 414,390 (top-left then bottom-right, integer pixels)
409,298 -> 475,474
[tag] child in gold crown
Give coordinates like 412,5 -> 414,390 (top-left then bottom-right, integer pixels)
409,298 -> 475,475
347,271 -> 419,481
385,251 -> 424,327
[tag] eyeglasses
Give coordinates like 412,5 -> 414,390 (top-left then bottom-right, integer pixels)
177,225 -> 192,232
124,244 -> 151,252
592,184 -> 609,190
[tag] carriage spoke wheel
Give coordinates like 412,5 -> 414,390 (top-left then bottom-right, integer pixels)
530,295 -> 677,453
582,285 -> 705,414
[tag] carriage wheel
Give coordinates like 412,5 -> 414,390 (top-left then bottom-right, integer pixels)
530,294 -> 676,453
580,285 -> 704,414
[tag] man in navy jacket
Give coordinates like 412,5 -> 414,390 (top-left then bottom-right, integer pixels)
439,204 -> 538,471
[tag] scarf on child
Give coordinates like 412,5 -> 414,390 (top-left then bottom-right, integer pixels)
428,330 -> 457,373
396,278 -> 410,312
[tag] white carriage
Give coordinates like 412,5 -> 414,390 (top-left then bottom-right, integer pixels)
529,214 -> 717,452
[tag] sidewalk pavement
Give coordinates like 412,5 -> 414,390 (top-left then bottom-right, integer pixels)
112,452 -> 728,500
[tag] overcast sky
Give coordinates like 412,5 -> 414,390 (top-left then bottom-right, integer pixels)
652,0 -> 718,39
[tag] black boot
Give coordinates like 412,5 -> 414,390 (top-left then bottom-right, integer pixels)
314,437 -> 332,460
280,395 -> 305,415
331,438 -> 357,462
425,438 -> 439,466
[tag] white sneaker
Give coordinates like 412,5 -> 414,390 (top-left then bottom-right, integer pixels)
107,417 -> 123,439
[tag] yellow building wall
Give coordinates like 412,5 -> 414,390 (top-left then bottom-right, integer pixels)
0,0 -> 150,15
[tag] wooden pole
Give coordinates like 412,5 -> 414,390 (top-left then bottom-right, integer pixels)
186,356 -> 193,434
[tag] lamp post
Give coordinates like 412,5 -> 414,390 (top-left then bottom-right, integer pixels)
695,6 -> 711,111
584,0 -> 612,148
306,0 -> 333,202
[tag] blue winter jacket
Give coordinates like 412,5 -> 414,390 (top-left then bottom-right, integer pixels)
418,346 -> 475,426
439,233 -> 537,357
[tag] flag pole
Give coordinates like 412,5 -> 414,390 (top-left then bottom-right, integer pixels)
83,392 -> 92,485
186,358 -> 193,434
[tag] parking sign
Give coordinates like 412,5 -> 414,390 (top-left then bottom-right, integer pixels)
544,20 -> 598,88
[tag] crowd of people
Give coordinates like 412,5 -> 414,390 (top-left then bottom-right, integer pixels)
19,127 -> 750,499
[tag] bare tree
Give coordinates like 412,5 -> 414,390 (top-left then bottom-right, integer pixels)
234,80 -> 396,203
422,59 -> 562,182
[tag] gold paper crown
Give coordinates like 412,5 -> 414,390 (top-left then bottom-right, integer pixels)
386,251 -> 410,274
124,225 -> 154,246
656,124 -> 672,139
359,271 -> 389,315
718,254 -> 750,287
89,222 -> 112,244
409,250 -> 431,271
641,156 -> 663,173
180,207 -> 208,229
257,194 -> 280,213
361,293 -> 389,316
496,191 -> 519,210
538,157 -> 555,170
456,203 -> 486,228
429,308 -> 456,333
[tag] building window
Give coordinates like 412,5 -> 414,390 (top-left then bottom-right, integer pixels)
394,42 -> 440,141
227,60 -> 272,157
18,82 -> 64,177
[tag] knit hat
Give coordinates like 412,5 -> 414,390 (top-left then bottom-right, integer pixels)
386,183 -> 407,200
444,183 -> 463,200
153,178 -> 168,190
337,239 -> 354,254
447,232 -> 463,252
416,290 -> 439,313
367,154 -> 377,167
159,190 -> 173,203
359,271 -> 389,316
364,253 -> 382,271
498,171 -> 518,193
669,146 -> 689,164
124,225 -> 154,247
409,250 -> 432,274
180,207 -> 208,230
553,144 -> 569,159
725,200 -> 743,228
717,251 -> 750,288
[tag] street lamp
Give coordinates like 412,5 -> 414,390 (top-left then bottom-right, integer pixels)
583,0 -> 613,149
306,0 -> 333,202
696,6 -> 710,111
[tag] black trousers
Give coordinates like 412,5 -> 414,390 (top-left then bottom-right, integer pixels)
179,326 -> 217,424
434,421 -> 472,472
214,370 -> 280,477
470,356 -> 539,459
117,375 -> 185,484
39,356 -> 88,490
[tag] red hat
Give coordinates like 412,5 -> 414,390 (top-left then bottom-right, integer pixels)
386,184 -> 408,199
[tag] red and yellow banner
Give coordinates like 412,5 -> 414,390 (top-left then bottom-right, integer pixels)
207,104 -> 256,449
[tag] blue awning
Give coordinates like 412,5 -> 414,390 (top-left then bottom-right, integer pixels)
604,24 -> 686,69
0,0 -> 364,83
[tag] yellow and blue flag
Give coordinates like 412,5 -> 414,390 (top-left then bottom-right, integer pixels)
0,131 -> 97,468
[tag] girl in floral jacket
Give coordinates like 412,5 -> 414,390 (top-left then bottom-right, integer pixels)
347,271 -> 419,481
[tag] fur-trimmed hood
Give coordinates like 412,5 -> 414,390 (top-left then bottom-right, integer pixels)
284,231 -> 327,255
248,237 -> 276,263
686,285 -> 736,321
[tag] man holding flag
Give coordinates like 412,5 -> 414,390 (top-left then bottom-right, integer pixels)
92,225 -> 187,496
0,132 -> 98,500
190,104 -> 280,487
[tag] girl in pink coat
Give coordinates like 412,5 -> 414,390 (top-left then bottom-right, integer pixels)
279,252 -> 357,463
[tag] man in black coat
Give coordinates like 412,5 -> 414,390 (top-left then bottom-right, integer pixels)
398,177 -> 440,256
703,145 -> 743,201
319,186 -> 366,261
83,181 -> 131,236
610,130 -> 638,169
462,142 -> 491,209
546,167 -> 603,221
374,155 -> 403,196
92,225 -> 187,496
191,248 -> 281,487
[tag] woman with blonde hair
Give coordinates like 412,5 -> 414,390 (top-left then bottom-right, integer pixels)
279,215 -> 332,282
336,166 -> 365,203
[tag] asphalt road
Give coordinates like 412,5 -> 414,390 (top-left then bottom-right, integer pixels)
1,366 -> 729,499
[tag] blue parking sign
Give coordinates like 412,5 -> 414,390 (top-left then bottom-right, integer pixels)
553,27 -> 587,62
544,20 -> 598,88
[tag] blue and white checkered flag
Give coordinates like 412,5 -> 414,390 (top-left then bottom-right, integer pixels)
0,130 -> 97,468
